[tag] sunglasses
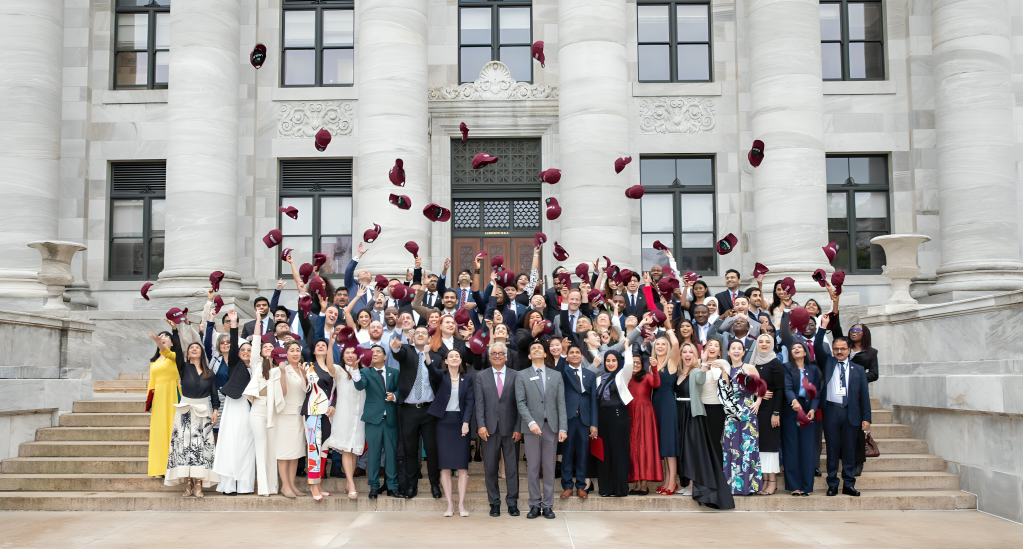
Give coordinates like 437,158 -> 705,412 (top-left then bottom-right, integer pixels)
850,328 -> 863,333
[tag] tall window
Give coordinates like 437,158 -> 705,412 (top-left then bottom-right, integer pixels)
820,0 -> 884,80
639,157 -> 716,273
282,0 -> 355,87
109,162 -> 165,280
113,0 -> 170,89
459,0 -> 532,83
637,1 -> 712,82
826,155 -> 889,273
279,159 -> 354,279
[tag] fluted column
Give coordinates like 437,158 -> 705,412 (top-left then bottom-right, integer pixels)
153,0 -> 245,300
0,0 -> 64,303
928,0 -> 1023,295
557,0 -> 632,263
749,0 -> 829,290
355,0 -> 430,274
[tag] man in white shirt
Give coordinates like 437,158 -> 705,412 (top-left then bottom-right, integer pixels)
692,304 -> 712,345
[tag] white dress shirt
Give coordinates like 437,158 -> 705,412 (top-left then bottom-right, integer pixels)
827,359 -> 850,406
568,364 -> 585,393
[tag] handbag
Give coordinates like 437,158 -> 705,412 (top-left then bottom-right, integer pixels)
864,431 -> 881,458
145,389 -> 155,412
590,437 -> 604,461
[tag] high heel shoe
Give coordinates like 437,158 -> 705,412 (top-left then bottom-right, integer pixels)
313,494 -> 323,502
320,491 -> 331,497
348,491 -> 358,500
183,478 -> 194,497
193,480 -> 204,498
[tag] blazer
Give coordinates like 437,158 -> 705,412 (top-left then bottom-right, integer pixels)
713,314 -> 762,339
715,289 -> 742,315
428,372 -> 475,423
344,257 -> 373,311
392,343 -> 443,404
782,361 -> 822,412
622,291 -> 648,317
220,327 -> 252,400
814,328 -> 871,425
474,367 -> 520,437
514,365 -> 568,434
555,362 -> 598,428
353,365 -> 399,426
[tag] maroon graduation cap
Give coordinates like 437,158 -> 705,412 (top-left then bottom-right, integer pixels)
780,276 -> 797,297
496,270 -> 516,287
683,271 -> 700,284
553,242 -> 569,261
491,255 -> 504,269
531,41 -> 545,67
624,185 -> 645,199
404,241 -> 419,258
454,308 -> 470,330
753,262 -> 769,279
298,294 -> 312,316
534,232 -> 547,246
545,197 -> 562,220
166,307 -> 188,324
263,229 -> 282,248
423,203 -> 451,222
209,271 -> 224,292
309,276 -> 327,299
796,408 -> 813,428
280,248 -> 294,261
657,277 -> 677,300
213,294 -> 225,315
250,44 -> 267,69
748,139 -> 765,168
354,346 -> 373,367
389,194 -> 412,210
539,168 -> 561,184
789,306 -> 810,333
140,282 -> 153,301
299,263 -> 313,284
459,122 -> 469,142
617,268 -> 634,286
363,223 -> 381,243
614,156 -> 633,174
653,240 -> 670,253
271,346 -> 288,364
812,268 -> 827,287
468,327 -> 490,355
472,153 -> 499,169
389,159 -> 405,187
279,206 -> 298,220
575,263 -> 589,280
716,233 -> 737,255
802,375 -> 818,401
557,272 -> 572,287
588,289 -> 605,306
475,251 -> 488,262
649,308 -> 667,326
822,241 -> 839,263
313,253 -> 327,269
314,128 -> 331,152
374,274 -> 389,291
831,270 -> 846,296
391,284 -> 414,301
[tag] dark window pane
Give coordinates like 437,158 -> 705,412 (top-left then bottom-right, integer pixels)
320,236 -> 352,276
819,4 -> 842,41
826,157 -> 850,185
640,158 -> 676,186
676,158 -> 713,186
827,192 -> 848,230
848,157 -> 886,185
828,232 -> 851,271
284,49 -> 315,85
500,46 -> 531,81
461,46 -> 492,82
676,5 -> 709,42
679,234 -> 715,272
149,237 -> 164,276
116,52 -> 149,87
849,3 -> 882,41
821,42 -> 842,79
678,44 -> 710,81
323,49 -> 354,85
110,238 -> 144,277
856,232 -> 886,270
323,10 -> 354,47
154,51 -> 169,86
117,13 -> 148,50
499,8 -> 531,44
642,234 -> 674,270
118,0 -> 171,5
638,44 -> 670,80
155,13 -> 170,49
637,5 -> 670,42
284,10 -> 316,48
460,8 -> 492,44
849,42 -> 884,79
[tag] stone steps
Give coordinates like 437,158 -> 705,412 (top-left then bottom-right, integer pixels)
72,400 -> 146,414
1,457 -> 148,475
18,441 -> 150,458
93,380 -> 148,394
58,413 -> 151,427
35,427 -> 149,442
865,423 -> 913,439
822,438 -> 929,455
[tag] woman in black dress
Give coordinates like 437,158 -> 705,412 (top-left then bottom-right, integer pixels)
428,349 -> 475,517
848,324 -> 879,476
650,332 -> 681,494
596,349 -> 634,497
749,333 -> 784,495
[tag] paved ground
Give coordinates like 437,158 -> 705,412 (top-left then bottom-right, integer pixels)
1,510 -> 1019,548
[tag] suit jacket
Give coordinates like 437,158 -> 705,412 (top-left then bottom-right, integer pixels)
474,367 -> 520,437
555,362 -> 598,428
622,291 -> 648,317
553,307 -> 591,346
344,258 -> 373,311
428,372 -> 475,423
514,365 -> 568,433
713,314 -> 762,339
814,328 -> 871,425
241,317 -> 272,340
354,365 -> 399,427
392,343 -> 442,404
783,361 -> 822,412
715,289 -> 742,315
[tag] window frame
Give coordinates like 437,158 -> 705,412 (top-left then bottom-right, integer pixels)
112,0 -> 171,90
639,155 -> 718,275
820,0 -> 885,81
636,0 -> 713,83
108,162 -> 166,281
281,0 -> 356,88
278,161 -> 354,281
458,0 -> 534,84
825,154 -> 890,274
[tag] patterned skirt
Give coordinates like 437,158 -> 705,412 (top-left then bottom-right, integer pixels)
165,397 -> 221,487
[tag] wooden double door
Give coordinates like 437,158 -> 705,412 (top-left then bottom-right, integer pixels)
453,237 -> 535,278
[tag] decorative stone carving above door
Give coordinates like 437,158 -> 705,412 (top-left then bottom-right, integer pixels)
428,61 -> 558,101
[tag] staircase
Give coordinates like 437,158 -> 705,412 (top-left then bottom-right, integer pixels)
92,373 -> 148,394
0,395 -> 977,511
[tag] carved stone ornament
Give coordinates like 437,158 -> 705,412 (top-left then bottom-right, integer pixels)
639,97 -> 716,134
428,61 -> 558,101
278,101 -> 354,138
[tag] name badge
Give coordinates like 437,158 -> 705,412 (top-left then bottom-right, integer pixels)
529,376 -> 540,381
835,385 -> 846,397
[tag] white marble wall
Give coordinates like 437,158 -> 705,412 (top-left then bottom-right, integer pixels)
0,411 -> 59,460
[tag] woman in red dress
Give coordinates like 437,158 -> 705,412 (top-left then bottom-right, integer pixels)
627,352 -> 662,494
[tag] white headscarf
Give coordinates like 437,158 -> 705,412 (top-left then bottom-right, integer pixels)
749,333 -> 777,366
704,296 -> 720,324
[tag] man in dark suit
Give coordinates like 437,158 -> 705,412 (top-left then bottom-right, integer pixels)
622,272 -> 648,317
352,345 -> 403,499
241,296 -> 272,340
714,269 -> 743,315
555,343 -> 598,498
544,267 -> 569,320
474,342 -> 522,517
553,288 -> 592,347
815,316 -> 871,497
391,326 -> 443,499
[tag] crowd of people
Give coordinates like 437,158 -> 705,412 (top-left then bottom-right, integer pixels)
145,240 -> 878,515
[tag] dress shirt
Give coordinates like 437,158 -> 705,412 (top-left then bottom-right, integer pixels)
627,292 -> 639,308
442,336 -> 455,351
405,348 -> 436,404
568,365 -> 585,393
424,291 -> 438,308
568,310 -> 578,332
696,322 -> 710,344
798,368 -> 807,398
492,366 -> 508,397
827,359 -> 850,406
376,366 -> 389,417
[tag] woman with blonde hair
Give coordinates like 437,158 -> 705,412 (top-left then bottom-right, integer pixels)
651,331 -> 681,494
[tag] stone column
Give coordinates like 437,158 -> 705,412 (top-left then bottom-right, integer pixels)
0,1 -> 64,304
928,0 -> 1023,296
748,0 -> 830,291
557,0 -> 632,264
355,0 -> 431,275
152,0 -> 246,301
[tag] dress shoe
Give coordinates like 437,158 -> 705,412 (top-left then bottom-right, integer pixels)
387,489 -> 405,498
814,467 -> 822,477
406,485 -> 419,499
431,484 -> 443,499
576,489 -> 588,499
489,504 -> 501,517
368,488 -> 379,499
223,491 -> 237,496
508,505 -> 520,516
560,489 -> 574,499
542,507 -> 555,519
526,506 -> 541,519
826,487 -> 838,497
842,486 -> 861,497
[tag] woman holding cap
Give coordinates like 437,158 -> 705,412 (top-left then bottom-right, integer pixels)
678,343 -> 735,509
165,318 -> 221,497
242,315 -> 282,496
595,348 -> 635,497
750,334 -> 784,495
343,284 -> 372,343
720,339 -> 763,496
145,329 -> 178,478
429,348 -> 475,517
277,340 -> 309,498
323,339 -> 367,499
781,341 -> 821,496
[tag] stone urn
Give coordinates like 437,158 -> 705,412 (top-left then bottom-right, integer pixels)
871,234 -> 931,308
27,241 -> 88,310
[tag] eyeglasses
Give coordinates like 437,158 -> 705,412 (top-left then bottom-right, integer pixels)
490,352 -> 506,356
850,328 -> 863,333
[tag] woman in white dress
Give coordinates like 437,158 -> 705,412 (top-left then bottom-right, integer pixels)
276,340 -> 308,498
212,310 -> 256,495
243,332 -> 281,497
322,328 -> 367,499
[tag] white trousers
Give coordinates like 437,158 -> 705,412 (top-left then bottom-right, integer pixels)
213,396 -> 256,493
248,401 -> 279,496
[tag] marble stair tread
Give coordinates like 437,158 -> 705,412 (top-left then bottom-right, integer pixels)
17,441 -> 149,458
58,413 -> 151,427
0,490 -> 977,512
821,438 -> 928,455
73,401 -> 147,413
0,457 -> 147,475
816,454 -> 947,472
865,424 -> 913,438
34,427 -> 150,441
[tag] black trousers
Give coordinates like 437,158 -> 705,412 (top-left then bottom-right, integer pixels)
823,405 -> 858,489
399,404 -> 439,492
597,405 -> 630,497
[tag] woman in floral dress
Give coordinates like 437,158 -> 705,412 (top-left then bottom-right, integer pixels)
719,340 -> 763,496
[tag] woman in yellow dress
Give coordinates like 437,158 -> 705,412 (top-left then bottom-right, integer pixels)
146,330 -> 180,477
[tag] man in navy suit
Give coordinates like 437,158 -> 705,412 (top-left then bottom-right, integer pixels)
815,315 -> 871,496
556,343 -> 598,498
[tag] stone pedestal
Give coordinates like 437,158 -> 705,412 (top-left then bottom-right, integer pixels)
928,0 -> 1023,295
0,0 -> 64,303
27,241 -> 87,311
871,234 -> 930,312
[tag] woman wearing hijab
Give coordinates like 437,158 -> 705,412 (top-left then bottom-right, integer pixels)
595,347 -> 634,497
678,342 -> 735,509
749,333 -> 785,495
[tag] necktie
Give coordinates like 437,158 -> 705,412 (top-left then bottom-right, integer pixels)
630,294 -> 636,309
838,361 -> 847,406
573,367 -> 583,392
569,313 -> 576,331
413,351 -> 426,401
427,293 -> 434,307
496,371 -> 503,398
459,289 -> 467,309
537,368 -> 545,396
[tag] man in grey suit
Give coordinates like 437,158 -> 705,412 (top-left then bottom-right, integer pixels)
474,342 -> 523,518
514,340 -> 568,519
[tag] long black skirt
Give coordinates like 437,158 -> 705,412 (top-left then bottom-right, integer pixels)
704,403 -> 726,448
757,402 -> 781,453
676,401 -> 693,487
681,413 -> 735,510
597,405 -> 630,497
